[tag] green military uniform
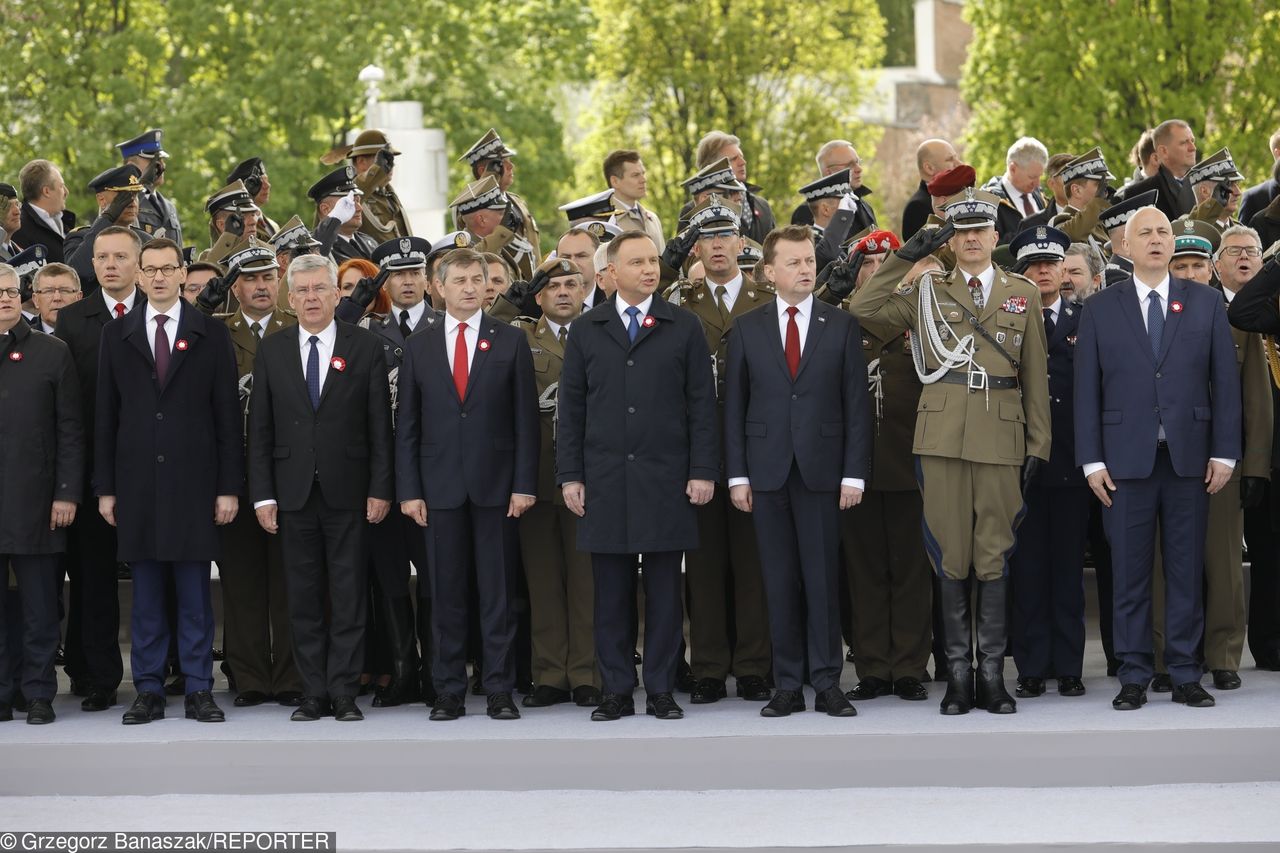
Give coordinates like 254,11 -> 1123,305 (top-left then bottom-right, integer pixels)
356,162 -> 412,241
1049,148 -> 1117,246
451,175 -> 539,281
198,181 -> 259,266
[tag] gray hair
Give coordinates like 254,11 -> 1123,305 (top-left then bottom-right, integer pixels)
33,262 -> 80,290
695,131 -> 741,169
1006,136 -> 1049,170
1066,242 -> 1104,278
816,139 -> 855,171
1216,224 -> 1262,257
593,242 -> 610,276
0,263 -> 17,288
286,253 -> 338,290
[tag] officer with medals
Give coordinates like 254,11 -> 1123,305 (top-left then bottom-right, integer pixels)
115,129 -> 182,246
850,188 -> 1051,716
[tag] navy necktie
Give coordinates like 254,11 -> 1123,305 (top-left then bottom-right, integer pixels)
1147,292 -> 1163,359
625,306 -> 641,343
1043,307 -> 1054,337
306,335 -> 321,410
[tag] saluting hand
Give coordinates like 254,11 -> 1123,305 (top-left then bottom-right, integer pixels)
50,500 -> 77,530
401,499 -> 428,527
562,482 -> 586,517
1205,460 -> 1233,495
1087,468 -> 1117,508
214,495 -> 239,525
367,498 -> 390,524
98,496 -> 117,527
686,479 -> 714,506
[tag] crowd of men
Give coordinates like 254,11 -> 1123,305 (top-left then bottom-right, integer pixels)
2,118 -> 1280,726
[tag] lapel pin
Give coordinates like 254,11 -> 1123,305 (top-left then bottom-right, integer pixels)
818,314 -> 827,323
747,290 -> 756,299
642,315 -> 655,328
330,356 -> 346,372
175,339 -> 189,351
8,351 -> 22,362
478,339 -> 492,351
1170,301 -> 1184,313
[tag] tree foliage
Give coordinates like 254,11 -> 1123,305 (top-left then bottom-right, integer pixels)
961,0 -> 1280,185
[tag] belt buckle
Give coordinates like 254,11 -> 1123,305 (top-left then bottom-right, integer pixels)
967,370 -> 987,392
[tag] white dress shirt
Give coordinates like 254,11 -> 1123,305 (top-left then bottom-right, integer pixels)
144,301 -> 180,354
1003,177 -> 1039,215
32,205 -> 65,238
101,287 -> 137,317
583,284 -> 599,308
445,309 -> 483,372
615,295 -> 654,328
544,318 -> 568,341
707,272 -> 743,313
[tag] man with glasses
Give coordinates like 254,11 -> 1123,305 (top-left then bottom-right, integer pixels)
790,140 -> 876,233
30,264 -> 82,334
181,262 -> 223,307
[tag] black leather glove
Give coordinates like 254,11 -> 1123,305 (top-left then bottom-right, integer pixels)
18,276 -> 34,303
196,268 -> 239,313
1100,182 -> 1119,203
825,251 -> 866,301
501,266 -> 553,317
661,225 -> 699,273
376,146 -> 395,175
1241,476 -> 1267,509
897,221 -> 955,263
1020,457 -> 1042,497
1212,180 -> 1233,208
815,209 -> 857,272
104,190 -> 136,223
139,158 -> 160,190
224,212 -> 246,238
350,267 -> 390,309
502,202 -> 525,234
1010,257 -> 1032,277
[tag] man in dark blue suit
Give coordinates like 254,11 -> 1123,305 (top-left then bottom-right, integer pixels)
95,238 -> 243,724
725,224 -> 872,718
1007,227 -> 1090,699
396,247 -> 539,722
1237,130 -> 1279,225
1074,207 -> 1242,711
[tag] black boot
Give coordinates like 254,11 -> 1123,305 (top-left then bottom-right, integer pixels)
975,578 -> 1016,714
938,576 -> 974,715
373,595 -> 420,708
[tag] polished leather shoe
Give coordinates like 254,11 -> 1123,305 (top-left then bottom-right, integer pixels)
690,678 -> 727,704
25,699 -> 55,724
1016,676 -> 1046,697
122,692 -> 166,724
1151,673 -> 1173,693
845,676 -> 892,701
164,675 -> 186,696
760,689 -> 805,717
591,693 -> 635,721
290,696 -> 327,721
572,685 -> 602,707
1212,670 -> 1241,690
233,690 -> 269,707
331,696 -> 364,721
815,686 -> 857,717
430,693 -> 466,721
1112,683 -> 1147,710
1172,682 -> 1216,707
522,685 -> 570,707
1057,676 -> 1086,697
735,675 -> 771,701
184,690 -> 226,723
487,692 -> 521,720
0,703 -> 11,722
81,690 -> 117,712
646,692 -> 684,719
275,691 -> 304,707
893,677 -> 928,701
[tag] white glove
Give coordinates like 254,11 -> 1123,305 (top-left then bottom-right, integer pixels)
837,193 -> 860,213
331,191 -> 359,225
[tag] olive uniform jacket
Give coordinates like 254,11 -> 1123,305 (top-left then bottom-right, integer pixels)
356,163 -> 412,241
515,315 -> 570,505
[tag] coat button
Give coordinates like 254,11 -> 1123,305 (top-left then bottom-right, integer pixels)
626,359 -> 634,366
156,455 -> 164,463
627,406 -> 635,414
791,394 -> 798,400
155,413 -> 163,420
460,412 -> 467,418
1155,372 -> 1161,378
627,453 -> 635,461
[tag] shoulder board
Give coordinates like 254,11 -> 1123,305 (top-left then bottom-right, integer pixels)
214,312 -> 235,320
357,316 -> 373,330
510,316 -> 537,330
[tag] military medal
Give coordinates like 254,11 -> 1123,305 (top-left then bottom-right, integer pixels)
1170,301 -> 1184,313
478,339 -> 491,351
1000,296 -> 1028,314
331,356 -> 346,372
175,339 -> 189,351
7,351 -> 21,362
642,315 -> 656,328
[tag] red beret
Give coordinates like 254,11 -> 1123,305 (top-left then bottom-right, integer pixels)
855,230 -> 902,255
927,164 -> 977,198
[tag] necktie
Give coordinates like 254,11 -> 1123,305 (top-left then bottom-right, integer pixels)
114,303 -> 126,319
1147,292 -> 1163,359
784,306 -> 801,379
968,276 -> 985,311
453,321 -> 469,400
154,315 -> 171,385
1022,193 -> 1035,217
1043,307 -> 1055,337
250,321 -> 262,341
557,325 -> 568,347
625,306 -> 641,343
306,335 -> 321,410
399,309 -> 412,340
714,285 -> 730,322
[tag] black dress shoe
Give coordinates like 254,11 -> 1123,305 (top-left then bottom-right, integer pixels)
1172,682 -> 1216,707
275,691 -> 304,707
487,692 -> 521,720
845,648 -> 857,663
893,677 -> 928,701
1212,670 -> 1241,690
211,647 -> 225,662
184,690 -> 226,723
0,704 -> 11,722
645,692 -> 684,719
164,675 -> 186,697
233,690 -> 269,707
290,696 -> 327,721
430,693 -> 466,721
69,679 -> 89,698
1112,683 -> 1147,711
122,692 -> 166,725
760,689 -> 805,717
845,676 -> 892,701
1016,676 -> 1046,697
522,685 -> 571,707
331,696 -> 364,721
25,698 -> 56,724
572,685 -> 602,707
815,686 -> 857,717
591,693 -> 635,721
1151,673 -> 1173,693
735,675 -> 771,701
81,690 -> 117,712
690,678 -> 727,704
1057,676 -> 1086,697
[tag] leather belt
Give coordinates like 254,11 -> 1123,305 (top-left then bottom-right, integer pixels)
936,371 -> 1020,390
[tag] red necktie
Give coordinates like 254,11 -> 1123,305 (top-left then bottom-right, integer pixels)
453,321 -> 469,401
1022,193 -> 1034,217
114,303 -> 126,319
784,306 -> 801,379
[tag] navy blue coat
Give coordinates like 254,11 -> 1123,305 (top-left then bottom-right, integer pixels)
1040,298 -> 1086,488
1074,277 -> 1242,480
94,301 -> 243,561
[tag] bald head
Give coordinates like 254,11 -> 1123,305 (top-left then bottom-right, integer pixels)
1123,207 -> 1174,281
917,139 -> 959,181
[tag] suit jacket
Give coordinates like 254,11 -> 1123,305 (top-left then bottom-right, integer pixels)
1073,277 -> 1242,479
0,324 -> 83,554
1239,177 -> 1279,226
248,320 -> 393,512
902,181 -> 933,241
1119,165 -> 1194,222
395,312 -> 538,510
135,189 -> 182,246
1041,299 -> 1086,488
12,203 -> 75,264
95,301 -> 242,561
329,231 -> 378,265
1248,198 -> 1280,253
982,175 -> 1044,245
556,294 -> 719,553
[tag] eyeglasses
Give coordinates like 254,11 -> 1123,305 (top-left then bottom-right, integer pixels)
1220,246 -> 1262,258
34,287 -> 78,296
141,265 -> 182,278
0,288 -> 21,299
291,285 -> 333,297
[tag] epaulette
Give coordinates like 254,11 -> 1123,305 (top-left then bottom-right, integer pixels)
213,312 -> 235,320
510,315 -> 538,330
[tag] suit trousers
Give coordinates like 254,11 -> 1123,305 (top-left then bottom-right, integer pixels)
685,485 -> 771,681
218,508 -> 301,695
592,550 -> 683,696
130,560 -> 214,695
1010,483 -> 1090,678
751,463 -> 844,693
63,507 -> 123,692
916,456 -> 1024,581
279,486 -> 369,700
519,501 -> 596,691
425,502 -> 518,697
841,489 -> 933,682
0,555 -> 60,702
1105,447 -> 1208,687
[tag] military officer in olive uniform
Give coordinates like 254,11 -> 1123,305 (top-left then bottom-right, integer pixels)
116,130 -> 182,246
1049,148 -> 1117,247
459,129 -> 539,254
345,130 -> 412,241
199,181 -> 261,267
452,175 -> 538,281
226,158 -> 279,240
663,198 -> 773,704
64,165 -> 151,293
850,189 -> 1051,717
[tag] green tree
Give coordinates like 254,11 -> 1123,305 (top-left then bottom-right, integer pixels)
574,0 -> 886,233
961,0 -> 1280,186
